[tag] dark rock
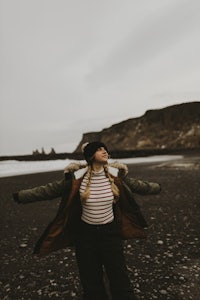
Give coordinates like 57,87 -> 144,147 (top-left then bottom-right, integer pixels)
75,102 -> 200,152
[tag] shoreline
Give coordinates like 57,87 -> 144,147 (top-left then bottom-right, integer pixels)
0,153 -> 199,179
0,147 -> 199,162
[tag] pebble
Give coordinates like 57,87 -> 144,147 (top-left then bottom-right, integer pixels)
159,289 -> 167,295
135,288 -> 141,294
157,240 -> 164,245
179,276 -> 185,281
37,289 -> 42,295
31,227 -> 38,231
19,243 -> 28,248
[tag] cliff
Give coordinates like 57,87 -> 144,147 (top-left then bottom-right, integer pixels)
1,102 -> 199,162
75,102 -> 200,153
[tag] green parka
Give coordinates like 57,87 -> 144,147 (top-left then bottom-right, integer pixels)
15,162 -> 161,256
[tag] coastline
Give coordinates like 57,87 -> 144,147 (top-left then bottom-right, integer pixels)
0,157 -> 200,299
1,153 -> 199,179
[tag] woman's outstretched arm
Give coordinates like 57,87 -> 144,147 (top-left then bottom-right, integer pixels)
13,178 -> 66,204
123,176 -> 161,195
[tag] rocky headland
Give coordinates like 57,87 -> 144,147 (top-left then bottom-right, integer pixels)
0,102 -> 200,162
75,102 -> 200,153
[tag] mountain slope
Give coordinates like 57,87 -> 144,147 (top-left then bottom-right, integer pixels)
75,102 -> 200,152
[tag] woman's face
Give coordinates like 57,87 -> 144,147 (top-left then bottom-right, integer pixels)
93,147 -> 109,164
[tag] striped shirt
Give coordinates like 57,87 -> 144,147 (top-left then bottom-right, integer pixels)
80,169 -> 114,225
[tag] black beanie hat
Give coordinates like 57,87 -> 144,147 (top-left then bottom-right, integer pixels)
82,141 -> 108,162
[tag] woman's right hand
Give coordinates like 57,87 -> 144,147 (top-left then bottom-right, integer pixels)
13,192 -> 20,203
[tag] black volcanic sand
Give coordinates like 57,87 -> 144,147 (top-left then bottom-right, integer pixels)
0,156 -> 200,300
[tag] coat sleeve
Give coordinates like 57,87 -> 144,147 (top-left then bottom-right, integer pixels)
13,179 -> 67,204
123,176 -> 161,195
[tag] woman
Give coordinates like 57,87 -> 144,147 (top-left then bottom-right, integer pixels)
13,141 -> 161,300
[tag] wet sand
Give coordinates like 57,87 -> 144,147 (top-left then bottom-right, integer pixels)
0,155 -> 200,299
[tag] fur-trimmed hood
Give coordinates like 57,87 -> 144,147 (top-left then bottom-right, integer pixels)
64,161 -> 128,179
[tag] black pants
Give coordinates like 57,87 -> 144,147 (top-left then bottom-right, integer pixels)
75,220 -> 136,300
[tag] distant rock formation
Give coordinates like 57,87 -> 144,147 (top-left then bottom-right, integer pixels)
32,147 -> 56,156
75,102 -> 200,152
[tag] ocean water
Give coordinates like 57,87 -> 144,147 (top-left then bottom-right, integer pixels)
0,155 -> 183,178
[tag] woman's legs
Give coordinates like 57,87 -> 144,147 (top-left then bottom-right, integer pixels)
75,220 -> 135,300
100,222 -> 136,300
75,221 -> 109,300
102,243 -> 134,299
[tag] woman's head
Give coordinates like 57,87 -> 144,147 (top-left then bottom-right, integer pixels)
81,141 -> 109,164
80,141 -> 119,203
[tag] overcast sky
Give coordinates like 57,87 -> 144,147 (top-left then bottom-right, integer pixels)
1,0 -> 200,156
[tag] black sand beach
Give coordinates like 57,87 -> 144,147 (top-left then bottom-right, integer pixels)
0,155 -> 200,299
